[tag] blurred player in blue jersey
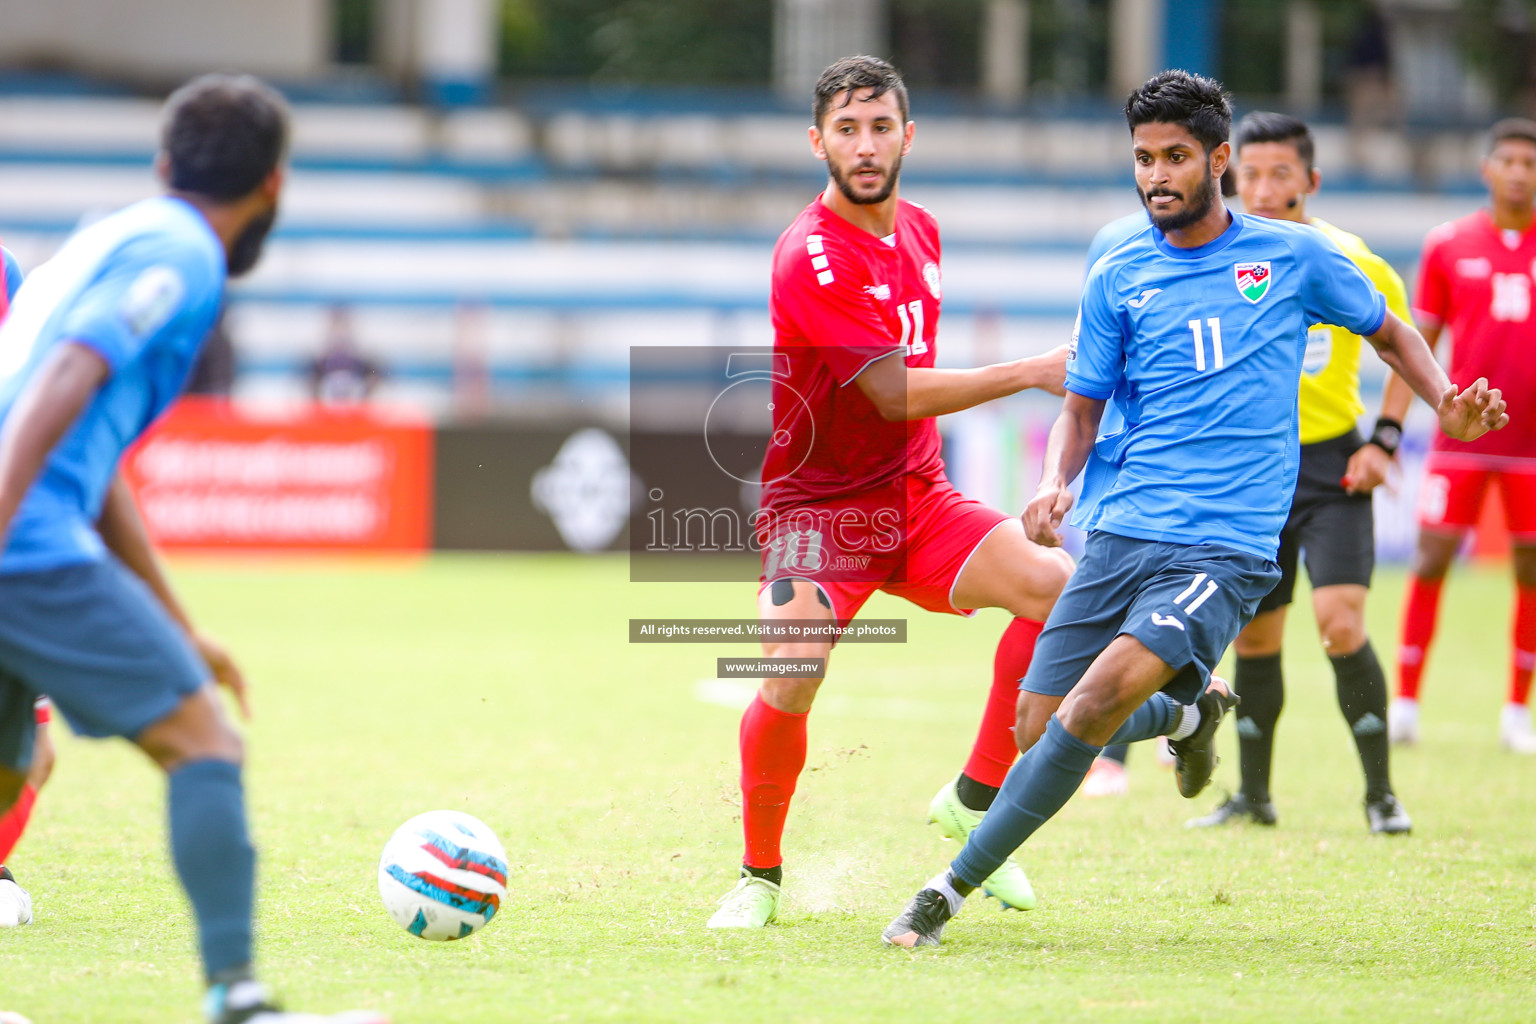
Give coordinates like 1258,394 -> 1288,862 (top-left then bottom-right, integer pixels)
0,244 -> 51,930
0,247 -> 19,302
883,69 -> 1507,948
0,76 -> 386,1024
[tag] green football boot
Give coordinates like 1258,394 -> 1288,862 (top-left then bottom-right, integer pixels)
927,778 -> 1037,911
705,870 -> 781,928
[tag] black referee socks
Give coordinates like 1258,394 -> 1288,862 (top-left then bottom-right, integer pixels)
1332,642 -> 1393,804
1234,653 -> 1284,804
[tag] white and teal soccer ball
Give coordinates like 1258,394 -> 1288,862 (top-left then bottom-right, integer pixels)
377,810 -> 508,941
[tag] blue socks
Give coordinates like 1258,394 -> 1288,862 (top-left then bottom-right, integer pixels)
1106,691 -> 1184,745
168,759 -> 255,980
951,716 -> 1100,887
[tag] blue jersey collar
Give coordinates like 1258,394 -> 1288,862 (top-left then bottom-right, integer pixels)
1152,208 -> 1242,260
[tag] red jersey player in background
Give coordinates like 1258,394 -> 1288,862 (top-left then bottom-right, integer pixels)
707,55 -> 1073,928
1389,118 -> 1536,753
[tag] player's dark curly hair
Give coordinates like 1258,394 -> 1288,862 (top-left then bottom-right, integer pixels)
162,73 -> 289,202
813,55 -> 909,130
1124,70 -> 1231,155
1235,111 -> 1314,171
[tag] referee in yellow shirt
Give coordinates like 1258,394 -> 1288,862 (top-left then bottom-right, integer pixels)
1188,112 -> 1414,835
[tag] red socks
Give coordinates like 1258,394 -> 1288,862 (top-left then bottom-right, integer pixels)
1397,576 -> 1443,700
962,617 -> 1044,787
0,783 -> 37,864
1398,576 -> 1536,707
739,694 -> 808,870
1513,584 -> 1536,706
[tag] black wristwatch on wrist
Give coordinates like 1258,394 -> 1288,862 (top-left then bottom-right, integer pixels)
1366,417 -> 1403,457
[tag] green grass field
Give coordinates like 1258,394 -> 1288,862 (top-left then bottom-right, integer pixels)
2,554 -> 1533,1023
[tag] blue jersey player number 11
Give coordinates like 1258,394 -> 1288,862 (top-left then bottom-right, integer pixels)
883,69 -> 1508,951
1064,215 -> 1404,560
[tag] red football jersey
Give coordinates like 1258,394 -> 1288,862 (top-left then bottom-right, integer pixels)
760,198 -> 947,511
1414,210 -> 1536,462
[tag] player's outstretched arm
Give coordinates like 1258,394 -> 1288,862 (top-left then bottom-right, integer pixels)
1343,362 -> 1420,495
1023,391 -> 1104,548
856,344 -> 1068,421
1366,311 -> 1507,442
98,472 -> 250,719
1375,320 -> 1439,430
0,342 -> 110,540
1345,320 -> 1442,493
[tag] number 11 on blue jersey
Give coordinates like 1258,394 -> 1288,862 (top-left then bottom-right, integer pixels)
1188,316 -> 1224,371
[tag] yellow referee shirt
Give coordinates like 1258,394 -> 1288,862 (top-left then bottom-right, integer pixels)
1299,218 -> 1413,445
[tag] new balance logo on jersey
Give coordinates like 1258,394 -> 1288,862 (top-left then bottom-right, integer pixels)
864,284 -> 891,301
1127,288 -> 1163,309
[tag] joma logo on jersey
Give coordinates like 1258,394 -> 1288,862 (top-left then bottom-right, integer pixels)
1234,262 -> 1272,303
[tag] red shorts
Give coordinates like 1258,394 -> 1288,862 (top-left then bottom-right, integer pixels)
1416,454 -> 1536,538
758,475 -> 1011,624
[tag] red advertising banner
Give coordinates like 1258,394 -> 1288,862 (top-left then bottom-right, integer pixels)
124,399 -> 433,552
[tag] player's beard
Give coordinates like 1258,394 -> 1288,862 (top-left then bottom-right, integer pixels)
1140,164 -> 1218,233
828,151 -> 902,206
226,204 -> 278,278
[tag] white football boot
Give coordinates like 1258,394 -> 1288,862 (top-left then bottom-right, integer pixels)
1388,697 -> 1420,745
0,867 -> 32,927
1499,703 -> 1536,754
1081,757 -> 1130,798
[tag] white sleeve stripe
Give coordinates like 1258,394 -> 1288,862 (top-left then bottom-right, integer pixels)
839,348 -> 903,387
816,269 -> 835,285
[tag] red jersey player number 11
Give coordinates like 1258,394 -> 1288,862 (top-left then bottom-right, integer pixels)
705,55 -> 1074,931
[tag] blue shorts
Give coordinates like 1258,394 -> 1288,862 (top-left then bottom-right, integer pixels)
0,557 -> 208,772
1022,532 -> 1281,705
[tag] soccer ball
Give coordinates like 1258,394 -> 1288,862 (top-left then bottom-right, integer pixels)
377,810 -> 508,941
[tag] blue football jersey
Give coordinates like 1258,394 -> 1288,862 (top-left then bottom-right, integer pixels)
2,247 -> 22,304
1085,210 -> 1152,269
1067,212 -> 1387,559
0,197 -> 226,573
1076,210 -> 1154,522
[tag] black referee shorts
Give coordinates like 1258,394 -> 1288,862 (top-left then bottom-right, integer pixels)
1258,429 -> 1377,614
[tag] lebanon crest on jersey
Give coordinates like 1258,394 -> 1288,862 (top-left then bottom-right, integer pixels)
1235,261 -> 1272,303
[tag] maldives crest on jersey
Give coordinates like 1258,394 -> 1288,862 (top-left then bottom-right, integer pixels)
1234,261 -> 1272,303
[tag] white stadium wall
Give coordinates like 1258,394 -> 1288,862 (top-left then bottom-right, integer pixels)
0,0 -> 329,79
